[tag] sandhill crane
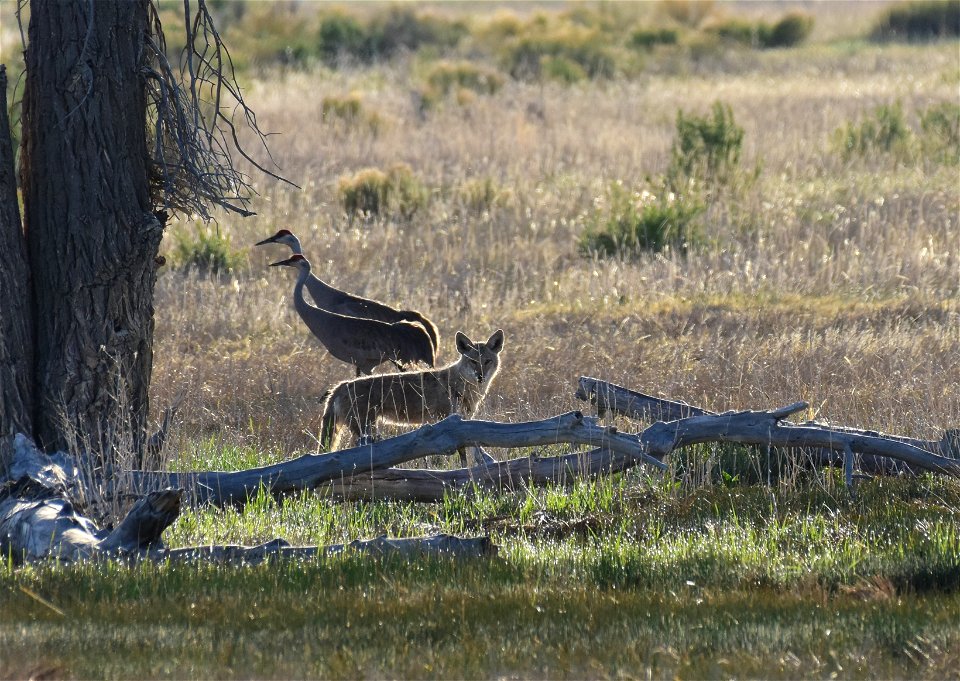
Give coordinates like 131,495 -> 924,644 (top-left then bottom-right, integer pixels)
256,229 -> 439,353
270,254 -> 435,376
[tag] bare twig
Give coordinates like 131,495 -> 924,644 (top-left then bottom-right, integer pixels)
142,0 -> 298,221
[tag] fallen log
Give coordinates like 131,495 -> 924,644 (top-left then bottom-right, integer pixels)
158,534 -> 496,565
577,377 -> 960,482
576,376 -> 712,421
640,406 -> 960,477
319,447 -> 648,503
0,436 -> 494,563
127,411 -> 664,507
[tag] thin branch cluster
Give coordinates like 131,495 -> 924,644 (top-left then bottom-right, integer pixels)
143,0 -> 289,220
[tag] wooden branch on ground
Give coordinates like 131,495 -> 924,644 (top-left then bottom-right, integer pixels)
575,376 -> 712,421
319,447 -> 648,503
158,534 -> 496,565
639,406 -> 960,477
577,376 -> 960,481
0,436 -> 493,563
128,411 -> 664,507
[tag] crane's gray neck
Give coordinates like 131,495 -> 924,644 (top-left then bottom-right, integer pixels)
287,234 -> 304,255
292,263 -> 312,309
280,234 -> 303,255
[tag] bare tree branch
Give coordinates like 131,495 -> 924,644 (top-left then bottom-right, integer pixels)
142,0 -> 298,221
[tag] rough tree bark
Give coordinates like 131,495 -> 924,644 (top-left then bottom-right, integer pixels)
0,65 -> 33,473
20,0 -> 164,458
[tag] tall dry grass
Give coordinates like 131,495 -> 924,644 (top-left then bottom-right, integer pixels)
151,38 -> 959,464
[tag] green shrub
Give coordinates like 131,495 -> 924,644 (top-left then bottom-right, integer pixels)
667,101 -> 745,189
317,11 -> 369,64
707,11 -> 813,48
629,27 -> 680,50
542,55 -> 588,83
317,7 -> 466,65
368,8 -> 467,59
457,177 -> 511,215
338,164 -> 429,219
426,61 -> 505,97
387,163 -> 431,219
764,11 -> 815,48
338,168 -> 391,215
321,93 -> 363,122
504,26 -> 617,81
222,2 -> 315,70
707,17 -> 760,46
919,101 -> 960,163
579,183 -> 705,257
871,0 -> 960,41
320,93 -> 383,133
170,224 -> 245,275
833,101 -> 913,161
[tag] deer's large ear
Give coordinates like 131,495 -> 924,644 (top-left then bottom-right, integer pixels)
455,331 -> 473,355
486,329 -> 504,353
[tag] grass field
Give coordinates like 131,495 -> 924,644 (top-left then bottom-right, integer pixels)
2,1 -> 959,678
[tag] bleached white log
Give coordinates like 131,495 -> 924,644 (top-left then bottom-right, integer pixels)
129,411 -> 664,507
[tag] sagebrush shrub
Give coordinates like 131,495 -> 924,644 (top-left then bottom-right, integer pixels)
504,26 -> 616,81
316,11 -> 369,64
764,12 -> 815,48
338,164 -> 429,218
667,101 -> 745,189
919,101 -> 960,163
629,27 -> 680,50
706,11 -> 813,48
426,61 -> 505,97
170,224 -> 244,275
579,183 -> 705,257
457,176 -> 511,215
871,0 -> 960,41
338,168 -> 391,215
833,101 -> 913,162
320,93 -> 383,133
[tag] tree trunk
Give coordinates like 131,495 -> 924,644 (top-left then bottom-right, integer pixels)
0,65 -> 33,474
20,0 -> 164,459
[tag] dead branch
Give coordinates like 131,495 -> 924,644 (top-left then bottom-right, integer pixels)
639,407 -> 960,477
577,376 -> 960,482
576,376 -> 712,421
0,436 -> 493,563
318,447 -> 645,503
128,411 -> 665,507
158,534 -> 496,565
143,0 -> 297,220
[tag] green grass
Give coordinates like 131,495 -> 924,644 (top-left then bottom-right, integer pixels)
4,561 -> 959,679
4,472 -> 959,678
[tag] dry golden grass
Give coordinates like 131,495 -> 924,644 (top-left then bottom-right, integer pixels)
151,36 -> 959,464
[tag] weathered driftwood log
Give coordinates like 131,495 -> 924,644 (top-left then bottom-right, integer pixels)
158,534 -> 496,565
0,436 -> 494,563
128,411 -> 664,507
577,376 -> 960,477
639,406 -> 960,477
319,447 -> 648,503
576,376 -> 712,421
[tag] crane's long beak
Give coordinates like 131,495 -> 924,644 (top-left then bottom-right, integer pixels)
269,257 -> 295,267
255,235 -> 277,246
